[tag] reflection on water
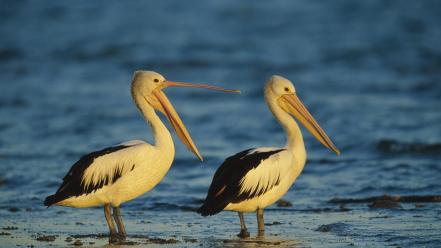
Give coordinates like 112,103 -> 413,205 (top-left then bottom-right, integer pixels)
216,236 -> 299,248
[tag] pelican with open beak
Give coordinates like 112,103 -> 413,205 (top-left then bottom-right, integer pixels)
198,75 -> 339,238
143,74 -> 239,160
44,70 -> 239,243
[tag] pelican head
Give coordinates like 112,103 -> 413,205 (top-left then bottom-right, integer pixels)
132,70 -> 239,161
265,75 -> 340,155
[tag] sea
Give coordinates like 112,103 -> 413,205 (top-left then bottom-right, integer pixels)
0,1 -> 440,247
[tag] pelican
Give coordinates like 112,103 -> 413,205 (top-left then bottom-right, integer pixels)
197,75 -> 340,238
44,71 -> 238,243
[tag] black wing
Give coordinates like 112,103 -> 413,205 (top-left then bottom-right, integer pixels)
44,145 -> 129,206
197,148 -> 285,216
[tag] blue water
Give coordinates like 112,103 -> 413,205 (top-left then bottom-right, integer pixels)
1,1 -> 440,247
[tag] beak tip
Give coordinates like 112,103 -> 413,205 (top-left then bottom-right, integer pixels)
194,151 -> 203,161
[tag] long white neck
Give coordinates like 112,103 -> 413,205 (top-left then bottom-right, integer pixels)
266,96 -> 305,156
132,91 -> 174,154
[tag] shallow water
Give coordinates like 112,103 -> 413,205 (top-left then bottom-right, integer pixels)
1,0 -> 440,247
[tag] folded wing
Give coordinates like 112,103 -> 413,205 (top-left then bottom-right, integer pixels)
197,147 -> 286,216
44,140 -> 147,206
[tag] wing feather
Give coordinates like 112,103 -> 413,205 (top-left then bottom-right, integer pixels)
238,149 -> 287,198
44,140 -> 148,206
197,147 -> 286,216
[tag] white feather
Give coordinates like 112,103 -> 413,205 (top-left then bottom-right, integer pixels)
238,148 -> 290,197
81,141 -> 147,189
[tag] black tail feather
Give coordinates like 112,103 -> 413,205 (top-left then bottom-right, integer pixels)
44,194 -> 65,207
197,201 -> 226,216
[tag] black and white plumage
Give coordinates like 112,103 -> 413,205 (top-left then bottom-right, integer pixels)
198,148 -> 286,216
44,141 -> 141,207
44,71 -> 238,243
198,75 -> 340,238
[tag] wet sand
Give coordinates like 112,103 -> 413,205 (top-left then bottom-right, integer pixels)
1,196 -> 440,247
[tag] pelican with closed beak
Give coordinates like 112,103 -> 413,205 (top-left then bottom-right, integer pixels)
198,75 -> 339,237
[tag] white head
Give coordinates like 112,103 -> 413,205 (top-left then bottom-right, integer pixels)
265,75 -> 297,97
131,70 -> 239,161
265,75 -> 340,155
132,71 -> 166,94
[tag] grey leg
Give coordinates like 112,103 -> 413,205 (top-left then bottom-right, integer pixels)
257,208 -> 264,236
104,204 -> 118,243
237,212 -> 250,238
113,206 -> 127,240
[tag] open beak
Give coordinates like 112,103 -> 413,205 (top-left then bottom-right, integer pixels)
279,94 -> 340,155
152,81 -> 240,161
162,81 -> 240,93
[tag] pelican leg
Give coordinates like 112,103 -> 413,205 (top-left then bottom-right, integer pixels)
237,212 -> 250,238
257,208 -> 264,236
104,204 -> 118,243
113,206 -> 127,240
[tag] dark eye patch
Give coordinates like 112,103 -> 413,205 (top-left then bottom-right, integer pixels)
154,78 -> 159,83
284,87 -> 289,92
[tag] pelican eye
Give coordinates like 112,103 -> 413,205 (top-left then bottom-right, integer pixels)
284,87 -> 289,92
